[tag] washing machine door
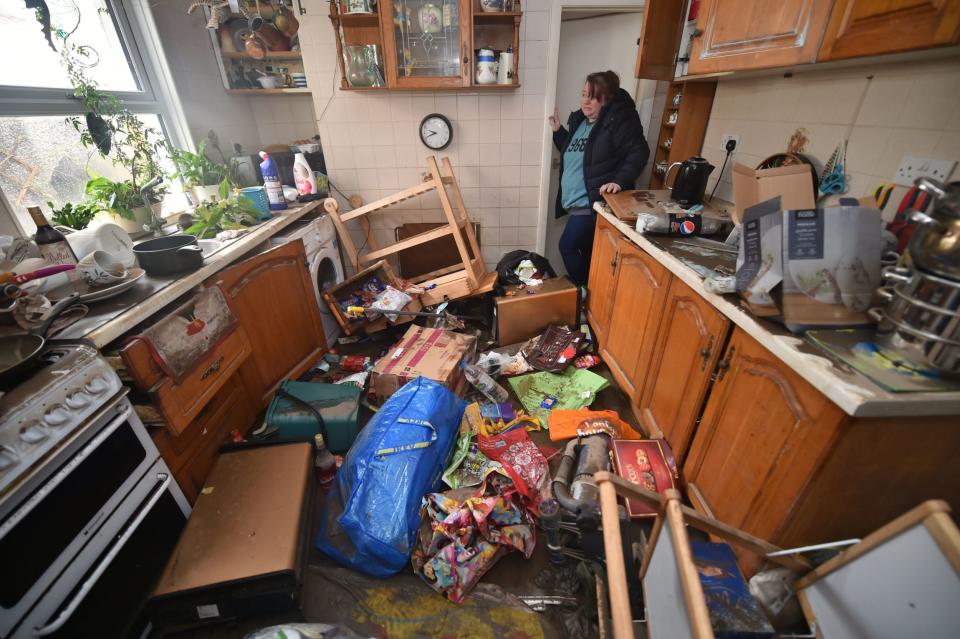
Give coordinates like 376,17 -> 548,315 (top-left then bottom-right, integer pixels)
310,246 -> 345,345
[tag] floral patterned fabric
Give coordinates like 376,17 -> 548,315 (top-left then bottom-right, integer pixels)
412,475 -> 535,604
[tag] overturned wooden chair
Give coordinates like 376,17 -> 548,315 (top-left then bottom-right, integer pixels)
323,156 -> 496,307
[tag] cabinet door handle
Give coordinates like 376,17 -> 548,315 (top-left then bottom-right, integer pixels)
699,335 -> 714,371
200,356 -> 224,381
610,248 -> 620,269
691,28 -> 703,38
462,43 -> 469,65
715,346 -> 736,382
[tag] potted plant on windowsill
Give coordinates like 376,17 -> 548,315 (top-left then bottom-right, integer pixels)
84,176 -> 166,234
170,140 -> 236,205
48,200 -> 99,232
184,180 -> 261,239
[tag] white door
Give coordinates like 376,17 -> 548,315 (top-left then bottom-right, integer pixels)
545,9 -> 650,276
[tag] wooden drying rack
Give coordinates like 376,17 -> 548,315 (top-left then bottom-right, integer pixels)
323,156 -> 496,307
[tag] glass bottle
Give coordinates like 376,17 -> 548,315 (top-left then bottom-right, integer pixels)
314,433 -> 337,492
28,206 -> 77,266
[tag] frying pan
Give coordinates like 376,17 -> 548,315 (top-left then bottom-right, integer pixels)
0,294 -> 79,391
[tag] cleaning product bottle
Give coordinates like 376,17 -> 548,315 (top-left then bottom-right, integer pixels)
292,152 -> 318,196
462,361 -> 509,403
259,151 -> 287,210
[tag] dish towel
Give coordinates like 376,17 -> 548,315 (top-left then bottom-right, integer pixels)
134,286 -> 238,383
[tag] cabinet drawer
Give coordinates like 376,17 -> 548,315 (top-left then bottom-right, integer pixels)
122,326 -> 252,436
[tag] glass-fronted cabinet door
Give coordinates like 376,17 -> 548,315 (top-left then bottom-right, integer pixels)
381,0 -> 471,88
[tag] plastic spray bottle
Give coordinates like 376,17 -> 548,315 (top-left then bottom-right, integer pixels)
259,151 -> 287,210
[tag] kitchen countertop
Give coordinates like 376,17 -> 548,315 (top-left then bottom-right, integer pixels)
594,203 -> 960,418
55,201 -> 323,349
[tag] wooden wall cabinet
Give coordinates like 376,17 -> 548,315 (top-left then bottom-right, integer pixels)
818,0 -> 960,61
687,0 -> 835,74
600,239 -> 670,399
209,240 -> 328,410
635,0 -> 688,80
331,0 -> 522,91
637,277 -> 730,460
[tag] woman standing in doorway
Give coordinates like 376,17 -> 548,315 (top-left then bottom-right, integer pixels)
549,70 -> 649,285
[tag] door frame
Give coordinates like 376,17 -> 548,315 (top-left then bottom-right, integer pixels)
537,0 -> 646,254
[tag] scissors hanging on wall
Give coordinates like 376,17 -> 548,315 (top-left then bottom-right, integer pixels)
819,140 -> 848,200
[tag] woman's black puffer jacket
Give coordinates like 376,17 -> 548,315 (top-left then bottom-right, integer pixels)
552,88 -> 650,218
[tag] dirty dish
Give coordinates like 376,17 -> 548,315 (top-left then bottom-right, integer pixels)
77,250 -> 127,286
46,268 -> 145,304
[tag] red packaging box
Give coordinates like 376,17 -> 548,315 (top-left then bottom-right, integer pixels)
609,439 -> 680,518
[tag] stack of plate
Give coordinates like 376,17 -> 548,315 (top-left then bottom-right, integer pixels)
291,72 -> 307,88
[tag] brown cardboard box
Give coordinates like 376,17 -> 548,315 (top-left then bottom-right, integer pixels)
371,326 -> 476,401
494,276 -> 579,345
732,163 -> 817,224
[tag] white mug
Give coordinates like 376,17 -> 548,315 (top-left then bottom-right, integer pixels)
78,250 -> 127,286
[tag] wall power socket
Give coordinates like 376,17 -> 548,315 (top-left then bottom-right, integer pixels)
721,134 -> 740,152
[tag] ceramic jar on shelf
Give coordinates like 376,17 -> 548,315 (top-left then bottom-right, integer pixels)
475,48 -> 498,84
418,2 -> 442,33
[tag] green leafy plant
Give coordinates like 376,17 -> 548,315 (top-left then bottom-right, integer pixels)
185,183 -> 260,239
52,26 -> 167,192
48,200 -> 99,230
84,177 -> 141,220
169,140 -> 233,188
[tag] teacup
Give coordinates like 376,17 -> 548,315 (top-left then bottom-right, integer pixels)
78,250 -> 127,286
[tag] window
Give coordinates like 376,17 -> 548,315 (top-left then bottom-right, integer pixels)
0,0 -> 189,234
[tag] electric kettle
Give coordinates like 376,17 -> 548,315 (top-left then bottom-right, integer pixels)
665,156 -> 715,207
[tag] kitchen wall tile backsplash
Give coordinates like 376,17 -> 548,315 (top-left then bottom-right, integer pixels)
298,0 -> 552,271
703,56 -> 960,219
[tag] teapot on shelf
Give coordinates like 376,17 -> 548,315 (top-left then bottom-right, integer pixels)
475,48 -> 498,85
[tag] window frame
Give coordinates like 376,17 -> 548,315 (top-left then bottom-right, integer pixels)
0,0 -> 192,235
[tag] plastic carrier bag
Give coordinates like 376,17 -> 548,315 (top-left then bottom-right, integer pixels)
315,376 -> 465,577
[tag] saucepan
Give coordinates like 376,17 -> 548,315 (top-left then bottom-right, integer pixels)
133,234 -> 204,277
0,293 -> 79,390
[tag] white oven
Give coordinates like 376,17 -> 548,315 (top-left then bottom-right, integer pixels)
0,390 -> 189,638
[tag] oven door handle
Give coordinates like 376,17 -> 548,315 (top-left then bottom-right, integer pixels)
32,473 -> 173,637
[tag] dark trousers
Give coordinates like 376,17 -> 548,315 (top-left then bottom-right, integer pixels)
559,213 -> 596,286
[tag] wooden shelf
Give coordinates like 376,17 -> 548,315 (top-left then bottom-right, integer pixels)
340,13 -> 379,26
468,83 -> 521,89
473,10 -> 522,23
225,87 -> 311,95
339,85 -> 388,91
221,51 -> 303,61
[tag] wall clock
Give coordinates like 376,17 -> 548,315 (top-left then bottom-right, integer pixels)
419,113 -> 452,150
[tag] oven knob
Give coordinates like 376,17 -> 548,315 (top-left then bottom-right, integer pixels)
43,406 -> 71,428
19,422 -> 49,444
84,376 -> 110,395
0,445 -> 19,471
65,391 -> 92,409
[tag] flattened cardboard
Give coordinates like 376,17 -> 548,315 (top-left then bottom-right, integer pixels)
493,276 -> 579,345
371,326 -> 476,401
732,163 -> 816,225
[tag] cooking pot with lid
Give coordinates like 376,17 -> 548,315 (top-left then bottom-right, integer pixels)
909,177 -> 960,280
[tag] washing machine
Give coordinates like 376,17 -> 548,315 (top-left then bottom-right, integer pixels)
270,213 -> 345,346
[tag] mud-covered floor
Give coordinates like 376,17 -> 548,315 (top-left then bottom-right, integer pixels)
159,307 -> 654,639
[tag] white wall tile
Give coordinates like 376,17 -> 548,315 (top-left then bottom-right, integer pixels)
459,143 -> 480,166
501,94 -> 523,119
519,187 -> 539,208
523,94 -> 545,119
458,95 -> 479,120
501,119 -> 522,142
479,166 -> 501,187
501,165 -> 521,187
390,95 -> 413,121
521,164 -> 541,187
478,95 -> 501,120
479,143 -> 500,166
500,143 -> 522,163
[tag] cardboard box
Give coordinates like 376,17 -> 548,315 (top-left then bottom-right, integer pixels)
732,163 -> 817,225
493,276 -> 579,345
371,326 -> 476,401
736,197 -> 882,332
609,439 -> 679,519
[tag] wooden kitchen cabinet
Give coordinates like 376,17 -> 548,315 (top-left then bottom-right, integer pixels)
818,0 -> 960,61
683,326 -> 960,575
687,0 -> 834,74
635,0 -> 688,80
600,238 -> 670,400
683,327 -> 846,572
637,277 -> 730,459
210,240 -> 328,410
586,215 -> 621,348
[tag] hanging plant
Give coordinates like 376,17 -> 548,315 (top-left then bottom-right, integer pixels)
31,5 -> 169,193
